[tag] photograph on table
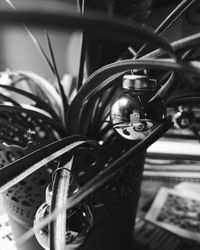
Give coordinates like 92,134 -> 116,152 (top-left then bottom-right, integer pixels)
145,187 -> 200,243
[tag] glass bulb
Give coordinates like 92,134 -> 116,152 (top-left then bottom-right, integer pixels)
110,75 -> 167,140
34,201 -> 93,250
34,172 -> 93,250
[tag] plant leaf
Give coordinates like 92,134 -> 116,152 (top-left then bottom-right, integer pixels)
4,0 -> 55,74
0,7 -> 175,58
50,157 -> 74,250
0,135 -> 97,192
67,58 -> 200,135
167,97 -> 200,107
0,104 -> 66,136
136,0 -> 197,57
18,120 -> 173,247
0,84 -> 61,121
45,32 -> 69,128
143,32 -> 200,59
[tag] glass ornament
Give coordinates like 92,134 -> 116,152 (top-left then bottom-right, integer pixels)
173,106 -> 195,129
110,74 -> 167,140
34,175 -> 93,250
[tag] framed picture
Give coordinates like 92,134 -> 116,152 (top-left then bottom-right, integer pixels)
145,187 -> 200,243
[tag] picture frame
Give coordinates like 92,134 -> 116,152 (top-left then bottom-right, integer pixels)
145,187 -> 200,243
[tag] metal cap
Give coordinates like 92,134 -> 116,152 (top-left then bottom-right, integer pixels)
122,74 -> 157,90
